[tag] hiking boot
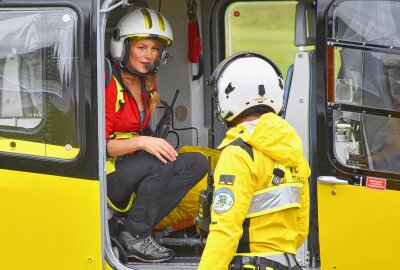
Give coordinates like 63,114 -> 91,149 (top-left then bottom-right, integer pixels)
118,231 -> 175,262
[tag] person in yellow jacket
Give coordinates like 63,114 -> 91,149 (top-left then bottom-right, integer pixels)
198,52 -> 310,270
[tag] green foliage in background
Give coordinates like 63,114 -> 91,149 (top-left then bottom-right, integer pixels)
225,1 -> 298,79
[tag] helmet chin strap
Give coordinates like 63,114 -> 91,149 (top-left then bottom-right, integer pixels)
120,49 -> 171,77
121,64 -> 158,77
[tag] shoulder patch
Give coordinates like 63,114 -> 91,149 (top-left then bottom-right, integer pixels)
213,188 -> 234,213
218,174 -> 236,186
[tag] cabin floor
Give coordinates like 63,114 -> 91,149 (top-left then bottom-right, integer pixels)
111,221 -> 321,269
124,260 -> 320,270
119,244 -> 320,270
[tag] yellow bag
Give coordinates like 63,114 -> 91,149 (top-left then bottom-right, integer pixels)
155,145 -> 221,230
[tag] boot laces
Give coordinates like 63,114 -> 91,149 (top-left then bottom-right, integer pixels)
143,236 -> 165,253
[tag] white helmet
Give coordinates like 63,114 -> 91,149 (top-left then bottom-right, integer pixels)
210,52 -> 284,123
110,8 -> 173,75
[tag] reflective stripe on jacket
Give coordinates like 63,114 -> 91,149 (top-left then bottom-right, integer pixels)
114,76 -> 125,112
246,182 -> 303,218
106,132 -> 138,174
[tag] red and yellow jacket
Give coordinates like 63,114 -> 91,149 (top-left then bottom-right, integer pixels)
105,76 -> 151,140
105,75 -> 153,174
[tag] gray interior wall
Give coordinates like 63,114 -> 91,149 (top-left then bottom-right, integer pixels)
105,1 -> 209,149
147,0 -> 208,148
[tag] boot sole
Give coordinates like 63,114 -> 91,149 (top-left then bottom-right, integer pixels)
127,253 -> 175,263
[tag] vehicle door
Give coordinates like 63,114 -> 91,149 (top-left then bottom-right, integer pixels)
316,0 -> 400,268
0,2 -> 102,270
208,0 -> 316,267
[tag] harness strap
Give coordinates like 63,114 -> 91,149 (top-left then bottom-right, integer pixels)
233,256 -> 243,270
110,63 -> 126,112
107,192 -> 136,213
259,257 -> 267,270
284,253 -> 292,269
114,77 -> 125,112
231,256 -> 297,270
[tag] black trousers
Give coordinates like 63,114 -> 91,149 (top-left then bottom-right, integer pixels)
107,151 -> 209,237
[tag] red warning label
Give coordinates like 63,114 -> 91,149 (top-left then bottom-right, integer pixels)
366,177 -> 387,191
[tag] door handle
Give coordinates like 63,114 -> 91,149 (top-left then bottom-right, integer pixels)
317,176 -> 349,185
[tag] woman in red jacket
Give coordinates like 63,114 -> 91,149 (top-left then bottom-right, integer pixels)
106,8 -> 208,263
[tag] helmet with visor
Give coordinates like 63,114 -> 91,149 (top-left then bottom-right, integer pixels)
209,52 -> 284,125
110,8 -> 173,76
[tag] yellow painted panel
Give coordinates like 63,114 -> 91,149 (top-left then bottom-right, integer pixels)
0,137 -> 46,156
105,261 -> 115,270
0,169 -> 103,270
318,182 -> 400,270
0,137 -> 79,159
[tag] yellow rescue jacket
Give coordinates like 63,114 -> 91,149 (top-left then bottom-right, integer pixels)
198,113 -> 310,270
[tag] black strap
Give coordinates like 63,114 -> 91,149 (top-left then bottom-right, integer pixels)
111,60 -> 125,89
259,257 -> 267,270
231,256 -> 294,270
140,76 -> 151,107
262,258 -> 289,270
284,253 -> 292,270
233,256 -> 243,270
222,138 -> 254,160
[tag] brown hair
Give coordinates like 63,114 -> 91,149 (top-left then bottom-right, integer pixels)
144,74 -> 160,111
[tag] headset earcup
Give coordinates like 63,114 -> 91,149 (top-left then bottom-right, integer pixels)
110,38 -> 124,64
120,39 -> 131,66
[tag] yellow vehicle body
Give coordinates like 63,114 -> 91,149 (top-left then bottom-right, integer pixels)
1,0 -> 400,269
0,138 -> 80,159
318,182 -> 400,269
0,169 -> 103,270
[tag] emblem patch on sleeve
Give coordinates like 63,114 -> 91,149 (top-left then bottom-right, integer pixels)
213,188 -> 234,213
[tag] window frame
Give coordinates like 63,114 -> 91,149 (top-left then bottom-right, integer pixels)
0,2 -> 96,181
325,0 -> 400,176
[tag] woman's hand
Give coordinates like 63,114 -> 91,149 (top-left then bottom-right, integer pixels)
137,136 -> 178,163
107,135 -> 178,163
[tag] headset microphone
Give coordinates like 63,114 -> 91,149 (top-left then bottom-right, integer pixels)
145,63 -> 156,72
127,52 -> 173,76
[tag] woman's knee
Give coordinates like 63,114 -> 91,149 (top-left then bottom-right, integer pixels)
182,152 -> 210,177
152,160 -> 174,176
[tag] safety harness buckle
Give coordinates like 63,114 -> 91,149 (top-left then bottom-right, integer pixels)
241,255 -> 260,266
231,255 -> 297,270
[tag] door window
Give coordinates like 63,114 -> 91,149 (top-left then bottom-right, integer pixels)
224,1 -> 298,78
0,8 -> 81,160
327,0 -> 400,174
